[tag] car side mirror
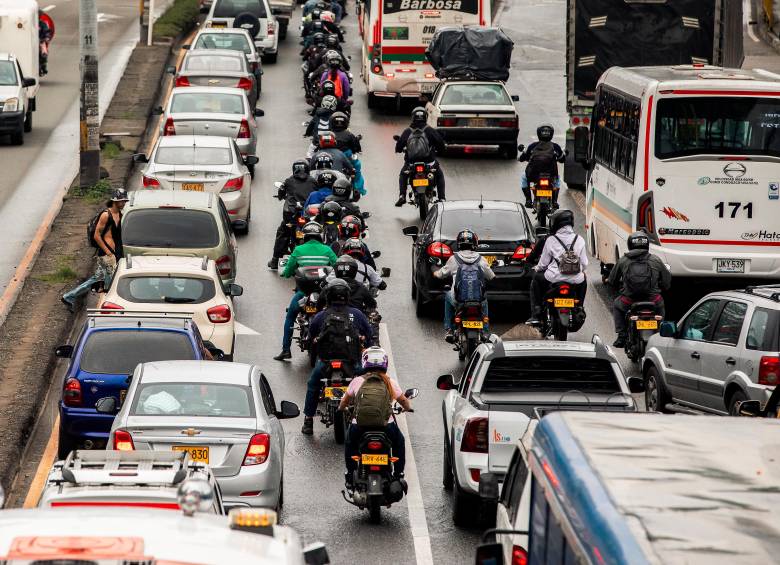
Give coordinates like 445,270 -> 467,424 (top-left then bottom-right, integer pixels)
510,94 -> 519,102
402,226 -> 419,238
277,400 -> 300,419
371,250 -> 381,259
203,342 -> 225,360
627,376 -> 645,394
302,542 -> 329,565
479,472 -> 500,503
95,396 -> 117,414
22,77 -> 37,88
535,226 -> 549,238
436,373 -> 455,390
228,283 -> 243,297
182,44 -> 191,50
152,106 -> 164,115
254,109 -> 265,117
475,542 -> 506,565
659,321 -> 678,338
166,65 -> 176,75
573,125 -> 590,164
200,4 -> 210,12
738,399 -> 762,417
404,387 -> 419,399
55,345 -> 74,358
132,153 -> 148,164
244,155 -> 259,166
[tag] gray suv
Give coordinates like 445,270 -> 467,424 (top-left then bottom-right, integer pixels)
642,285 -> 780,415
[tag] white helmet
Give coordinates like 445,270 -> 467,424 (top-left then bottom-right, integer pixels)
361,346 -> 388,372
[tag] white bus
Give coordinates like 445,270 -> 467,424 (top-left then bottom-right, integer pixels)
584,65 -> 780,279
357,0 -> 490,109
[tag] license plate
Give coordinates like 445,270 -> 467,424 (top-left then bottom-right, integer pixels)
182,183 -> 204,191
305,305 -> 317,313
462,320 -> 483,329
412,178 -> 429,187
295,230 -> 304,239
636,320 -> 658,330
554,298 -> 575,308
717,258 -> 745,273
210,22 -> 227,28
470,118 -> 487,127
361,453 -> 388,465
536,189 -> 553,197
172,446 -> 209,464
420,83 -> 436,93
483,255 -> 496,267
324,386 -> 348,399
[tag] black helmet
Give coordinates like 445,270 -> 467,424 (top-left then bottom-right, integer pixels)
292,159 -> 310,179
330,111 -> 349,132
537,123 -> 554,142
325,277 -> 350,305
456,229 -> 479,251
312,31 -> 326,45
627,231 -> 650,251
340,215 -> 362,239
331,178 -> 352,199
411,106 -> 427,127
321,200 -> 342,224
326,34 -> 340,48
316,170 -> 337,188
321,80 -> 336,96
341,237 -> 364,259
301,221 -> 324,242
311,9 -> 322,20
550,209 -> 574,233
311,20 -> 324,33
320,94 -> 338,111
334,255 -> 358,280
313,153 -> 334,170
328,53 -> 343,69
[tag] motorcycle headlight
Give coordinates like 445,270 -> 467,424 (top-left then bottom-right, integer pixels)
3,98 -> 18,112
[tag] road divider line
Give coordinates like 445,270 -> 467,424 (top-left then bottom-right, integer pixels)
380,323 -> 434,565
22,415 -> 59,508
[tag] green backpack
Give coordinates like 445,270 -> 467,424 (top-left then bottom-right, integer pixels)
354,373 -> 393,428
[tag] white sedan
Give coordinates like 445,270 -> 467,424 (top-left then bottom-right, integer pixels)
134,135 -> 256,233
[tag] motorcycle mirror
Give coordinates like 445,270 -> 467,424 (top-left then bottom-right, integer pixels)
380,267 -> 391,278
393,135 -> 400,141
517,144 -> 525,152
361,211 -> 371,219
371,250 -> 381,258
274,181 -> 283,189
401,226 -> 419,237
404,388 -> 419,399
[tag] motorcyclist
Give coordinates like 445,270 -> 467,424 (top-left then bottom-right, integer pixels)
268,159 -> 318,270
301,278 -> 372,435
318,10 -> 344,41
518,123 -> 566,209
320,53 -> 350,102
329,255 -> 377,312
333,238 -> 384,289
311,80 -> 351,115
527,210 -> 588,325
311,131 -> 355,177
330,216 -> 374,266
305,169 -> 342,208
302,0 -> 326,17
274,222 -> 338,361
433,229 -> 495,343
395,107 -> 446,206
301,31 -> 325,62
304,95 -> 339,140
338,347 -> 411,489
608,231 -> 671,348
330,111 -> 364,195
325,178 -> 361,217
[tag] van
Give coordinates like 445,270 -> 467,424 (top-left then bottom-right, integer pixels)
0,0 -> 40,100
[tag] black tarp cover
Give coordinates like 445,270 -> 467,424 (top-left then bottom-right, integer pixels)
425,27 -> 514,81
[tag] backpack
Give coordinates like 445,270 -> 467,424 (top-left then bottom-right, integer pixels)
526,141 -> 558,182
317,308 -> 362,362
405,128 -> 432,162
553,235 -> 581,275
354,373 -> 393,428
86,209 -> 108,249
623,258 -> 653,299
454,255 -> 485,303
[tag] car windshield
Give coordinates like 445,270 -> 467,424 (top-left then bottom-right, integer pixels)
482,357 -> 621,394
171,93 -> 244,114
116,276 -> 217,304
80,331 -> 196,375
132,383 -> 255,417
0,61 -> 18,86
155,146 -> 233,166
655,96 -> 780,159
123,209 -> 221,249
194,33 -> 252,54
439,208 -> 528,240
213,0 -> 267,18
185,54 -> 245,72
440,84 -> 511,106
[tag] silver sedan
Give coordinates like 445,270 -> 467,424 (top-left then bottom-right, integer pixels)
105,360 -> 300,511
170,49 -> 258,108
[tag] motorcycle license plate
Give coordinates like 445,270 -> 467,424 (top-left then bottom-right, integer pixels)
462,320 -> 483,329
361,453 -> 388,465
305,305 -> 317,313
554,298 -> 575,308
324,386 -> 348,399
412,179 -> 429,187
636,320 -> 658,330
182,183 -> 204,191
536,189 -> 553,197
172,446 -> 209,464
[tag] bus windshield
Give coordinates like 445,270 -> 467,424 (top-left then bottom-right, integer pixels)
655,96 -> 780,159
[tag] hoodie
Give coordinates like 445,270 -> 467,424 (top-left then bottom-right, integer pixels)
608,248 -> 671,298
434,250 -> 496,302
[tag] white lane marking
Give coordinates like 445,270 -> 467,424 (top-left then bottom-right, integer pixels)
380,323 -> 434,565
744,0 -> 761,43
43,5 -> 56,12
97,13 -> 121,23
234,321 -> 260,335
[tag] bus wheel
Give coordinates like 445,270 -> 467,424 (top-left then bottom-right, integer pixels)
368,93 -> 378,110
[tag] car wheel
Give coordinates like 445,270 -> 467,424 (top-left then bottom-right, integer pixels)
645,365 -> 670,413
57,425 -> 76,460
23,110 -> 32,133
415,284 -> 426,318
453,484 -> 478,527
728,389 -> 748,416
279,23 -> 288,40
10,128 -> 23,146
442,434 -> 453,490
263,52 -> 278,64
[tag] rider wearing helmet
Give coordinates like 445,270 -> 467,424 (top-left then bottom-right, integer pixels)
395,106 -> 447,206
305,94 -> 340,139
305,169 -> 347,208
607,231 -> 671,347
325,178 -> 361,217
329,111 -> 365,196
338,346 -> 412,487
311,131 -> 355,177
527,210 -> 588,326
321,52 -> 349,101
518,123 -> 566,209
330,255 -> 377,312
275,222 -> 338,361
268,159 -> 319,270
433,229 -> 495,343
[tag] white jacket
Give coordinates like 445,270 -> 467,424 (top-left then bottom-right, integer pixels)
536,226 -> 588,284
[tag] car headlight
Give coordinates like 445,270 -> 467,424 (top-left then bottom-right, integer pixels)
3,98 -> 18,112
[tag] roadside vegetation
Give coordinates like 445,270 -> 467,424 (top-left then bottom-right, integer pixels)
72,179 -> 112,204
34,256 -> 78,284
153,0 -> 200,40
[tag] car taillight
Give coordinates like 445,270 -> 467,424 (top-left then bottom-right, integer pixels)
163,117 -> 176,136
207,304 -> 231,323
221,176 -> 244,193
512,245 -> 533,260
367,440 -> 383,451
100,301 -> 124,311
113,429 -> 134,451
63,378 -> 82,407
142,175 -> 160,188
237,77 -> 253,91
759,356 -> 780,386
512,545 -> 528,565
216,255 -> 232,276
438,117 -> 456,127
460,417 -> 488,453
237,119 -> 251,139
243,433 -> 270,465
498,117 -> 518,128
427,241 -> 453,259
175,76 -> 190,87
267,22 -> 274,35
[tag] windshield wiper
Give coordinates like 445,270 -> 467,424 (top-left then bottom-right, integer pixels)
163,296 -> 196,303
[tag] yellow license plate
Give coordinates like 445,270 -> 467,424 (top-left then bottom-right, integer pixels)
361,453 -> 388,465
554,298 -> 575,308
636,320 -> 658,330
470,118 -> 487,127
172,446 -> 209,464
324,386 -> 348,399
412,179 -> 429,187
536,189 -> 553,197
305,305 -> 317,313
296,230 -> 304,239
483,255 -> 496,267
210,22 -> 227,28
462,320 -> 484,329
182,183 -> 204,191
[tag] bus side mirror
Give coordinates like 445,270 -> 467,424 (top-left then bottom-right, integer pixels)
573,125 -> 590,165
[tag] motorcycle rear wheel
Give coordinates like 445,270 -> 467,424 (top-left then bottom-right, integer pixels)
553,318 -> 569,342
368,496 -> 381,524
465,337 -> 478,360
417,192 -> 429,222
537,207 -> 548,228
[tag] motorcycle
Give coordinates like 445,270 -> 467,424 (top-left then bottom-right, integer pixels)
293,266 -> 331,366
453,301 -> 487,361
316,359 -> 354,444
339,387 -> 419,524
624,301 -> 663,362
540,282 -> 584,341
530,173 -> 558,228
393,135 -> 438,221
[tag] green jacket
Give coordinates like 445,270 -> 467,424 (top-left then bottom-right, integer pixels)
282,239 -> 338,278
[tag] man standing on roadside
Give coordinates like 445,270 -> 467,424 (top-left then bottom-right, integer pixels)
61,188 -> 128,312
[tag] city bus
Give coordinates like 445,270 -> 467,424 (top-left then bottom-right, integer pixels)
582,65 -> 780,279
357,0 -> 491,109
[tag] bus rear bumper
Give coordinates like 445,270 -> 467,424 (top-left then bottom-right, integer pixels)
653,245 -> 780,278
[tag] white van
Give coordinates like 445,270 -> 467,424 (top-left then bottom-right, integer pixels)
0,0 -> 40,100
583,65 -> 780,279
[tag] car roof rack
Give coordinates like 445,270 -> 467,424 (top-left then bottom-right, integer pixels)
741,284 -> 780,302
53,450 -> 202,487
87,309 -> 195,318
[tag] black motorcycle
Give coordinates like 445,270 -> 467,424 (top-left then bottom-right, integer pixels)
293,266 -> 330,366
540,282 -> 584,341
317,359 -> 354,444
624,301 -> 663,362
453,301 -> 487,361
529,173 -> 558,228
394,135 -> 438,221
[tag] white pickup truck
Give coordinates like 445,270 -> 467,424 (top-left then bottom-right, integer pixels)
269,0 -> 294,40
436,335 -> 635,526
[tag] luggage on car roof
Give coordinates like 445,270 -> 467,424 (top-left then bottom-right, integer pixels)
425,27 -> 514,82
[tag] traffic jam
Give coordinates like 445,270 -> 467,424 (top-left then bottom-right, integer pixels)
0,0 -> 780,563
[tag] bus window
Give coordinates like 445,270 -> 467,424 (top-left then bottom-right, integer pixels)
592,87 -> 640,181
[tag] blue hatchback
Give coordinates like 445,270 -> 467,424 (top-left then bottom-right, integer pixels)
56,313 -> 212,459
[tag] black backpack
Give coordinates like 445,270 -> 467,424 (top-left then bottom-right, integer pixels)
406,128 -> 432,162
317,307 -> 361,362
86,209 -> 108,249
623,258 -> 654,299
526,141 -> 558,182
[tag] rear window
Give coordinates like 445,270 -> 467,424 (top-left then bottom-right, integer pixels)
194,33 -> 252,54
440,209 -> 528,240
213,0 -> 268,18
171,92 -> 244,115
440,84 -> 511,106
80,331 -> 196,375
185,54 -> 245,72
481,357 -> 620,394
131,383 -> 254,417
155,146 -> 233,166
117,276 -> 217,305
123,209 -> 221,249
746,308 -> 780,351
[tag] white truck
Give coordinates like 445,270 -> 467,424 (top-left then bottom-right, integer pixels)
269,0 -> 294,40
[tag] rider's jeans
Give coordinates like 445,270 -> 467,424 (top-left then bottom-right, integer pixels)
282,291 -> 305,351
345,422 -> 406,476
530,272 -> 587,316
444,293 -> 489,331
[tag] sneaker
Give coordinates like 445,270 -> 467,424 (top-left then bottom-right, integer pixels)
60,296 -> 75,313
301,417 -> 314,435
524,200 -> 533,209
613,335 -> 627,348
394,196 -> 405,207
444,329 -> 456,344
526,316 -> 541,326
273,349 -> 292,361
553,202 -> 560,210
267,257 -> 279,270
